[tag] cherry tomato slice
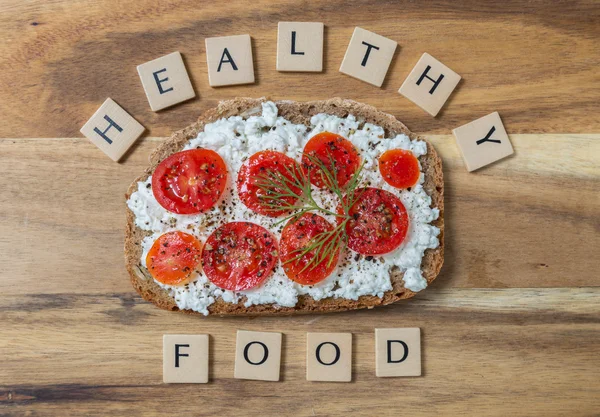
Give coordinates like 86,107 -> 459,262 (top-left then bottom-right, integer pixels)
280,213 -> 341,285
302,132 -> 360,189
379,149 -> 420,189
152,149 -> 228,214
146,231 -> 203,285
201,222 -> 278,291
237,150 -> 302,217
341,187 -> 409,255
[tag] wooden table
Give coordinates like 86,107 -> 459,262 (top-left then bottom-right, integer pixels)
1,1 -> 598,416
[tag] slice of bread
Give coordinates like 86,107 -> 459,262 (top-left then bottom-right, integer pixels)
125,98 -> 444,316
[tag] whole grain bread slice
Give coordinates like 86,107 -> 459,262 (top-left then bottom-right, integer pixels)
125,97 -> 444,316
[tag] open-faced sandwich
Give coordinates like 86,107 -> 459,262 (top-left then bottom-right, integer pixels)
125,98 -> 444,316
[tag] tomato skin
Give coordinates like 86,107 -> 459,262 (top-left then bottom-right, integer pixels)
341,187 -> 409,256
201,222 -> 278,291
379,149 -> 420,189
302,132 -> 361,189
152,149 -> 228,215
280,213 -> 340,285
146,231 -> 203,285
236,150 -> 302,217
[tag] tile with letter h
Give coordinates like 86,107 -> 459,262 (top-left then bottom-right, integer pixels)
234,330 -> 282,381
306,332 -> 352,382
277,22 -> 324,72
205,34 -> 255,87
375,328 -> 421,377
163,334 -> 209,383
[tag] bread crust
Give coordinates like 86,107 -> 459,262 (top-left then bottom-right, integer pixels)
124,98 -> 444,316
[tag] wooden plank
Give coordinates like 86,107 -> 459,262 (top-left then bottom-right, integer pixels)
0,288 -> 598,416
0,1 -> 599,138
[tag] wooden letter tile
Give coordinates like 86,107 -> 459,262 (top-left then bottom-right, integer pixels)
163,334 -> 209,383
137,51 -> 195,111
375,328 -> 421,377
80,98 -> 145,162
306,333 -> 352,382
205,35 -> 255,87
277,22 -> 324,72
234,330 -> 282,381
339,27 -> 397,87
398,53 -> 461,117
453,112 -> 514,172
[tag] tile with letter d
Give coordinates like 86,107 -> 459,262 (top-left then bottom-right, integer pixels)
453,112 -> 514,172
80,98 -> 145,162
306,332 -> 352,382
234,330 -> 282,381
137,51 -> 195,111
163,334 -> 209,384
375,328 -> 421,377
277,22 -> 324,72
205,34 -> 255,87
399,53 -> 461,117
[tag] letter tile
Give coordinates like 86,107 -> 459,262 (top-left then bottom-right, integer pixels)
234,330 -> 282,381
277,22 -> 324,72
205,34 -> 255,87
163,334 -> 209,383
375,328 -> 421,377
306,332 -> 352,382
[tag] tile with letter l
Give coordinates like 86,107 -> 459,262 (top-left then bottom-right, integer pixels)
137,51 -> 195,111
163,334 -> 209,383
80,98 -> 145,162
205,34 -> 255,87
234,330 -> 282,381
339,27 -> 397,87
375,328 -> 421,377
277,22 -> 324,72
306,332 -> 352,382
453,112 -> 514,172
399,53 -> 461,117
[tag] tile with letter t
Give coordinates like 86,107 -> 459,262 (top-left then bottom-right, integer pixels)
234,330 -> 282,381
306,332 -> 352,382
163,334 -> 209,383
453,112 -> 514,172
339,27 -> 398,87
80,98 -> 145,162
205,34 -> 255,87
137,51 -> 195,111
277,22 -> 324,72
399,53 -> 461,117
375,328 -> 421,377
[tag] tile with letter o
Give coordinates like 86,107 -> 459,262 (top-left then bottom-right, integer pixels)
163,334 -> 209,384
205,34 -> 255,87
277,22 -> 324,72
306,332 -> 352,382
399,53 -> 461,117
80,98 -> 145,162
137,51 -> 195,111
453,112 -> 514,172
234,330 -> 282,381
375,328 -> 421,377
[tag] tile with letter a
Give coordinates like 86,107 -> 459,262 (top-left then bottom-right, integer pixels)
453,112 -> 514,172
234,330 -> 282,381
399,53 -> 461,117
306,332 -> 352,382
205,34 -> 255,87
137,51 -> 195,111
339,27 -> 397,87
163,334 -> 209,384
80,98 -> 145,162
277,22 -> 324,72
375,328 -> 421,377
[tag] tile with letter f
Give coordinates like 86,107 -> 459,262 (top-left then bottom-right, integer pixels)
277,22 -> 324,72
306,332 -> 352,382
163,334 -> 209,383
234,330 -> 282,381
205,34 -> 255,87
375,328 -> 421,377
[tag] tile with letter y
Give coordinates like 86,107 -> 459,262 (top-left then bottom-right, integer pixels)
163,334 -> 209,383
306,332 -> 352,382
234,330 -> 282,381
205,34 -> 255,87
277,22 -> 324,72
375,328 -> 421,377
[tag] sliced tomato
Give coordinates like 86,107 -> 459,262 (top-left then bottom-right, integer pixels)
201,222 -> 278,291
302,132 -> 360,189
280,213 -> 340,285
146,231 -> 203,285
341,187 -> 409,255
379,149 -> 420,189
236,150 -> 302,217
152,149 -> 228,214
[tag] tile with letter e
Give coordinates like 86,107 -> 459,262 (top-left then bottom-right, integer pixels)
277,22 -> 324,72
163,334 -> 209,384
205,34 -> 255,87
306,332 -> 352,382
80,98 -> 145,162
375,328 -> 421,377
234,330 -> 282,381
453,112 -> 514,172
137,51 -> 195,111
399,53 -> 461,117
339,27 -> 397,87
